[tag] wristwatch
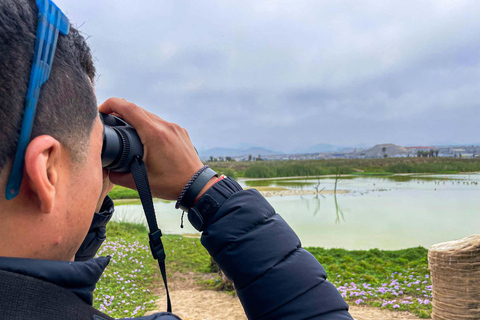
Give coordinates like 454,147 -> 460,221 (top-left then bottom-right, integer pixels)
187,177 -> 243,231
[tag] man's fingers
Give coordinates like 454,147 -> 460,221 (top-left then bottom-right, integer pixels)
99,98 -> 174,139
99,98 -> 152,130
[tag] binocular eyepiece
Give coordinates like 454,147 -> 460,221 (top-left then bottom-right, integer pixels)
100,112 -> 143,173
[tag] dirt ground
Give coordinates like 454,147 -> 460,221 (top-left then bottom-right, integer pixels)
348,306 -> 421,320
146,272 -> 421,320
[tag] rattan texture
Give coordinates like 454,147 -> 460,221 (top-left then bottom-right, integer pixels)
428,234 -> 480,320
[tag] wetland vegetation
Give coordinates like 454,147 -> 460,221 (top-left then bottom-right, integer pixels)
208,157 -> 480,179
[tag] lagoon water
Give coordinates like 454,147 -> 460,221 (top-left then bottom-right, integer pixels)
112,174 -> 480,250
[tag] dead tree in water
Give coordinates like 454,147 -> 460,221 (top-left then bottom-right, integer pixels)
314,178 -> 325,198
334,168 -> 344,223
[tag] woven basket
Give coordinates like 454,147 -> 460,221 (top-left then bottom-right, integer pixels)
428,235 -> 480,320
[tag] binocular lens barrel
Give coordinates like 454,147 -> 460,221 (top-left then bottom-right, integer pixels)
100,112 -> 144,173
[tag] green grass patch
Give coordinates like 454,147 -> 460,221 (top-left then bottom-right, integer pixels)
113,199 -> 143,206
197,277 -> 223,290
163,235 -> 211,274
94,223 -> 208,318
108,185 -> 139,200
93,222 -> 158,317
351,172 -> 394,176
113,199 -> 173,206
207,158 -> 480,178
307,246 -> 432,317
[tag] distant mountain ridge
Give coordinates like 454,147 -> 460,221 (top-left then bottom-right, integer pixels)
199,143 -> 372,159
198,147 -> 283,159
291,143 -> 367,154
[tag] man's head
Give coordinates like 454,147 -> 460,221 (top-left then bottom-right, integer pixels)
0,0 -> 104,260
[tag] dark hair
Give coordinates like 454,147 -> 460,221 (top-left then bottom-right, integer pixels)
0,0 -> 98,172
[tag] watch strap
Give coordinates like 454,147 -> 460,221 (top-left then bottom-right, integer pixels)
178,168 -> 217,212
188,177 -> 243,231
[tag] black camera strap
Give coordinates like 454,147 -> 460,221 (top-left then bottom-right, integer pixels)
130,156 -> 172,313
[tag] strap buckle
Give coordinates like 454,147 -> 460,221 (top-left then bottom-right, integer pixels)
148,230 -> 166,261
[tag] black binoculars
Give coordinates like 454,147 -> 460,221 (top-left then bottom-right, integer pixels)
99,112 -> 143,173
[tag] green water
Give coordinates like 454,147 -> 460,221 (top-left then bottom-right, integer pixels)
113,174 -> 480,250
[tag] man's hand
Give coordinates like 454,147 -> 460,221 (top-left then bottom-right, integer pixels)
99,98 -> 207,201
95,168 -> 114,212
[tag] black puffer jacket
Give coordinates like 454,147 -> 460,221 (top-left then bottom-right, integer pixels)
1,180 -> 352,320
199,187 -> 352,320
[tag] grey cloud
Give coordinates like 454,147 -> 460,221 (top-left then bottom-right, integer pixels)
55,0 -> 480,152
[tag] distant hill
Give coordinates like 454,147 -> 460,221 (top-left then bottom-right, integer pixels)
292,143 -> 360,154
304,143 -> 341,153
362,144 -> 408,158
199,147 -> 282,159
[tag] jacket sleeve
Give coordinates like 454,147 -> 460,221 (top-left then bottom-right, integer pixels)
199,189 -> 353,320
75,196 -> 115,261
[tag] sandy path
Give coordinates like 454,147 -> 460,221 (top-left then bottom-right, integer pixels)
349,306 -> 421,320
146,273 -> 421,320
152,288 -> 246,320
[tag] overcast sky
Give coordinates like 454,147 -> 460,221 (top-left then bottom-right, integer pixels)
55,0 -> 480,152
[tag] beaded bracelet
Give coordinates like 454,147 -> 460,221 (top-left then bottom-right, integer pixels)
175,165 -> 209,210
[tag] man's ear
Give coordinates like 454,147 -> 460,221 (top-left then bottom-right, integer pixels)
24,135 -> 63,213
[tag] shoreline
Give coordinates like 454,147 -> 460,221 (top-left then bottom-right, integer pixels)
249,188 -> 349,197
113,188 -> 348,205
111,172 -> 476,205
238,171 -> 479,181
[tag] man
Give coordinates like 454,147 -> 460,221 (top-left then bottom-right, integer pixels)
0,0 -> 353,319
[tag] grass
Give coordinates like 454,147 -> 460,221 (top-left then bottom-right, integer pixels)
207,157 -> 480,178
163,235 -> 211,274
351,172 -> 394,176
97,222 -> 432,318
93,222 -> 211,318
93,222 -> 158,318
113,199 -> 143,206
109,185 -> 139,199
112,198 -> 173,206
307,246 -> 431,318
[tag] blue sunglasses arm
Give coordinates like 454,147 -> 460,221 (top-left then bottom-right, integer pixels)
5,0 -> 69,200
